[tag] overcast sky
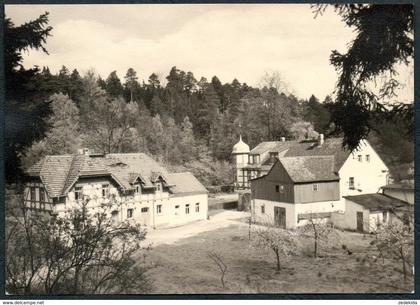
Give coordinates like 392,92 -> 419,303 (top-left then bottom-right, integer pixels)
5,4 -> 413,101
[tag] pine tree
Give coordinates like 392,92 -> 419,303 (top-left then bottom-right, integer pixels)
124,68 -> 139,102
105,71 -> 124,98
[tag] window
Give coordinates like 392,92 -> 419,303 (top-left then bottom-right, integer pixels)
39,188 -> 45,202
349,177 -> 355,190
248,155 -> 253,164
195,203 -> 200,213
102,184 -> 109,198
185,204 -> 190,214
366,155 -> 370,162
75,187 -> 83,201
357,155 -> 362,162
276,185 -> 284,193
261,205 -> 265,214
313,184 -> 318,191
127,208 -> 133,218
156,204 -> 162,214
156,182 -> 162,192
175,205 -> 180,215
269,152 -> 278,162
382,211 -> 387,223
141,207 -> 149,213
135,184 -> 141,194
111,211 -> 119,224
30,187 -> 36,201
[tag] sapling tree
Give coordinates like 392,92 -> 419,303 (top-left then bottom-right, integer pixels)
371,221 -> 414,282
299,215 -> 341,258
208,251 -> 227,289
251,223 -> 298,271
6,190 -> 152,295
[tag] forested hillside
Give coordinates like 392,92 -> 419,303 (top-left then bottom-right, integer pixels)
5,13 -> 413,188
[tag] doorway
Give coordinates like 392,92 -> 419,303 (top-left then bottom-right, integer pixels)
274,206 -> 286,228
356,211 -> 364,232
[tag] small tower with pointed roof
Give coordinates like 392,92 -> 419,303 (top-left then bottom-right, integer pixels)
232,134 -> 250,189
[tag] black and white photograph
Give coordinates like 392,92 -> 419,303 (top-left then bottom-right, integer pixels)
3,3 -> 415,297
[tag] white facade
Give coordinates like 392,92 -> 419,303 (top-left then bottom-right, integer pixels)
232,135 -> 250,189
339,140 -> 388,197
331,199 -> 390,233
250,139 -> 390,230
253,198 -> 343,229
28,178 -> 208,229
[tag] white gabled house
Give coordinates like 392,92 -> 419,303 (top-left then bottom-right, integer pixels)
233,134 -> 395,231
24,151 -> 208,229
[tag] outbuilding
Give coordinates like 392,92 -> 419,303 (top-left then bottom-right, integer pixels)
338,194 -> 409,233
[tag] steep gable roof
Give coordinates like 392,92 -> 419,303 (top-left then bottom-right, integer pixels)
248,138 -> 351,172
30,155 -> 74,198
278,155 -> 339,183
283,138 -> 351,171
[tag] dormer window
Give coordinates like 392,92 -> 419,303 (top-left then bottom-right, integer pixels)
156,182 -> 162,192
270,152 -> 278,162
135,184 -> 141,194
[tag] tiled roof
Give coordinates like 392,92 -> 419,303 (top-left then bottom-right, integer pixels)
283,138 -> 351,171
26,153 -> 206,198
38,155 -> 74,197
278,155 -> 339,183
250,141 -> 282,154
344,194 -> 408,211
248,138 -> 351,172
166,172 -> 208,195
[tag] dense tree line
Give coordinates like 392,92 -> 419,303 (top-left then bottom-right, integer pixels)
5,12 -> 413,186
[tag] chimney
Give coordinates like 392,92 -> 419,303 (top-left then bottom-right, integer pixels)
318,134 -> 324,147
281,137 -> 285,142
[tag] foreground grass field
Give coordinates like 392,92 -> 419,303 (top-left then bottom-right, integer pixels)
142,220 -> 413,294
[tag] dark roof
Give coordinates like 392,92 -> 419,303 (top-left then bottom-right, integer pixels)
26,153 -> 207,198
279,156 -> 339,183
381,181 -> 414,191
29,155 -> 75,197
344,193 -> 408,211
248,138 -> 351,172
284,138 -> 351,171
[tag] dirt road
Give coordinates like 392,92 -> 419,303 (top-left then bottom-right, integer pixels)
144,210 -> 249,246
